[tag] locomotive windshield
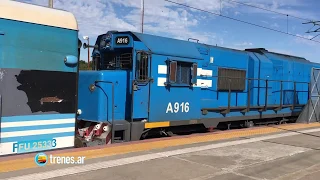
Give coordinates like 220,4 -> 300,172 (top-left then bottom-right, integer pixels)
91,34 -> 132,70
100,51 -> 132,70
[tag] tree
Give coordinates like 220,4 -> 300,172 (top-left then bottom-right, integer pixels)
79,60 -> 89,70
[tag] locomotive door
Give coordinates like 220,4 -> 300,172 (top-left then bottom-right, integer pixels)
132,51 -> 151,120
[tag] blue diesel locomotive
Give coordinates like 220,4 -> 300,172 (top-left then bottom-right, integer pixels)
76,31 -> 318,146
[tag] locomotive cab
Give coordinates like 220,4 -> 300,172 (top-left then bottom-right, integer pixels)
77,31 -> 150,145
92,32 -> 133,70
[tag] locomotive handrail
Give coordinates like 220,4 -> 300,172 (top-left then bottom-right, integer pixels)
202,75 -> 310,115
94,80 -> 115,143
293,82 -> 296,110
265,80 -> 269,111
131,80 -> 135,125
203,75 -> 310,84
188,38 -> 199,43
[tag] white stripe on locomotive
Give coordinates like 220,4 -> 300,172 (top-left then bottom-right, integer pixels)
157,65 -> 213,88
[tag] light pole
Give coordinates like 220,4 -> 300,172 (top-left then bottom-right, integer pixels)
83,36 -> 90,69
141,0 -> 144,33
48,0 -> 53,8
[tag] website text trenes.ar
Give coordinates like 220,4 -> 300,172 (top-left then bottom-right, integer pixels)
49,155 -> 85,164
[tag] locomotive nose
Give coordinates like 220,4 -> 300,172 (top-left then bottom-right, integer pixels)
77,70 -> 128,122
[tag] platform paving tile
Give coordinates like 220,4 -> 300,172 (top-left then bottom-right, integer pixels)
174,141 -> 310,170
50,157 -> 221,180
263,131 -> 320,150
46,134 -> 318,180
235,150 -> 320,180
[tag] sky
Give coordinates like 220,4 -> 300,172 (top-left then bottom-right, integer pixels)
18,0 -> 320,63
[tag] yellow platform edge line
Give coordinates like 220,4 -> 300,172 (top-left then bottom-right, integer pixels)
1,122 -> 320,173
145,121 -> 170,128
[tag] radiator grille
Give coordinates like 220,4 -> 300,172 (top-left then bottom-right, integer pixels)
218,68 -> 246,91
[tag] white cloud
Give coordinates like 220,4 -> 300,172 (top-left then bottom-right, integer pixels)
233,0 -> 318,20
294,34 -> 319,46
17,0 -> 320,61
19,0 -> 318,42
271,23 -> 280,28
234,42 -> 253,46
18,0 -> 138,38
55,1 -> 138,36
268,48 -> 293,55
234,11 -> 241,16
19,0 -> 226,59
113,0 -> 228,44
229,41 -> 253,50
19,0 -> 229,45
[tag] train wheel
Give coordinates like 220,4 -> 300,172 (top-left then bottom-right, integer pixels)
207,127 -> 215,132
244,121 -> 254,128
166,131 -> 177,137
141,131 -> 149,139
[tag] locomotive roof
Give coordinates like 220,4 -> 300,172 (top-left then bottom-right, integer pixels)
245,48 -> 310,63
113,31 -> 310,63
130,31 -> 204,60
0,0 -> 78,30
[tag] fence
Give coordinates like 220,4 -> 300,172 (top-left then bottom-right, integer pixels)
297,68 -> 320,123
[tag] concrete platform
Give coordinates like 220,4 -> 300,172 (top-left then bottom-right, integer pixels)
1,124 -> 320,180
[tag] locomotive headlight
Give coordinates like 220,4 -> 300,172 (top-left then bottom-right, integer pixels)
77,109 -> 82,115
89,84 -> 96,92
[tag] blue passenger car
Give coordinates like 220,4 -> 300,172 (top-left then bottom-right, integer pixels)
76,31 -> 315,145
0,1 -> 79,155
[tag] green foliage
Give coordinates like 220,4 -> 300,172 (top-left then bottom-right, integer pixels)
79,60 -> 89,70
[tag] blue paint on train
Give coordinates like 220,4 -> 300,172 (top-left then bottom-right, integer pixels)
1,114 -> 75,143
0,18 -> 78,72
2,132 -> 74,143
1,123 -> 75,132
1,114 -> 76,122
77,70 -> 129,122
77,31 -> 316,130
0,1 -> 78,156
